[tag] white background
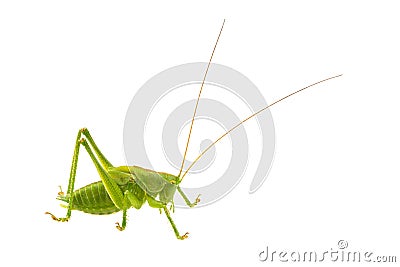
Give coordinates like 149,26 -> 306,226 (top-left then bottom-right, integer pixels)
1,1 -> 399,266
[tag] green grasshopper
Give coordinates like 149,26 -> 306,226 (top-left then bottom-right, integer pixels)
46,20 -> 342,239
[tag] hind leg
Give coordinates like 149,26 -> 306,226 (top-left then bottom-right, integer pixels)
46,128 -> 115,222
45,129 -> 83,221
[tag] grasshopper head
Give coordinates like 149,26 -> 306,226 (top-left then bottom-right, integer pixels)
158,172 -> 181,185
157,172 -> 180,204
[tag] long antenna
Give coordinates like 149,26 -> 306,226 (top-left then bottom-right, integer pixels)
179,74 -> 343,181
178,19 -> 226,177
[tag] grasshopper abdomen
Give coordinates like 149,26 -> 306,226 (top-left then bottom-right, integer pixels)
68,181 -> 121,215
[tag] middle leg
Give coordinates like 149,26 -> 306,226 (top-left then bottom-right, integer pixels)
115,210 -> 128,231
146,195 -> 188,240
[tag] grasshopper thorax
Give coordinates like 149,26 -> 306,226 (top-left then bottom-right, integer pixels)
111,166 -> 180,204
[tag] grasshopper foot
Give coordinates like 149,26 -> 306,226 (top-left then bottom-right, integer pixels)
115,222 -> 125,231
189,194 -> 201,207
45,212 -> 69,222
57,186 -> 64,196
179,232 -> 189,240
